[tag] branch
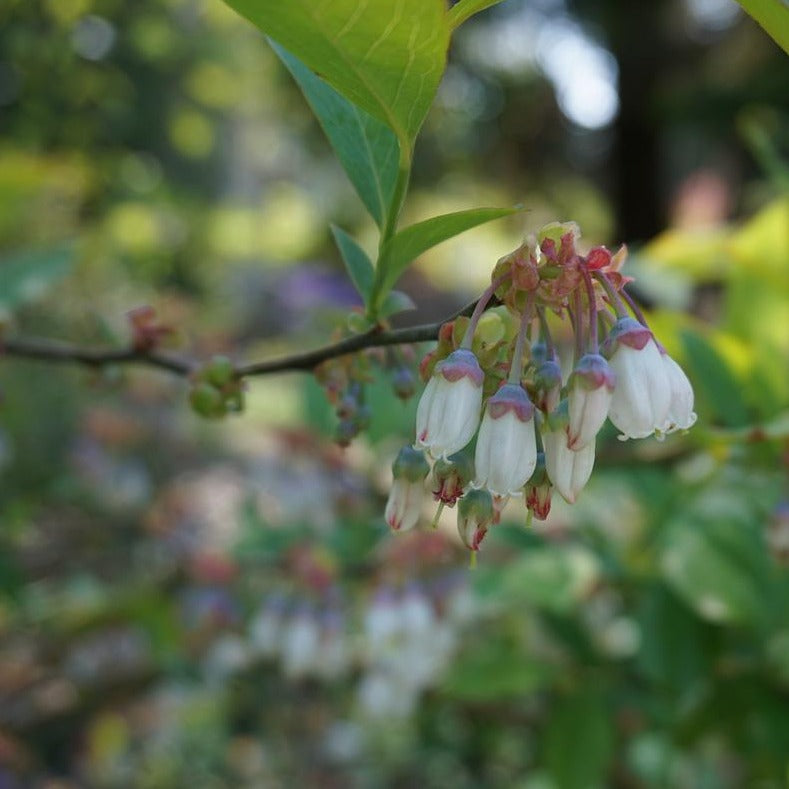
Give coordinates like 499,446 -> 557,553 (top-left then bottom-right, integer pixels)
1,298 -> 484,379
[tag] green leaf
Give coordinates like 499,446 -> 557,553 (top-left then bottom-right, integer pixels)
447,0 -> 508,29
680,329 -> 750,428
441,639 -> 553,701
379,289 -> 416,318
473,544 -> 600,614
221,0 -> 451,149
331,225 -> 374,304
375,206 -> 517,305
545,688 -> 614,789
0,244 -> 74,311
273,44 -> 399,227
661,515 -> 770,627
734,0 -> 789,54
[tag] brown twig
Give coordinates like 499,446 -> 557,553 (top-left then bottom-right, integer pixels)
1,297 -> 486,379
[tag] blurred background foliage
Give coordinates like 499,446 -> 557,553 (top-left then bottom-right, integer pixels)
0,0 -> 788,786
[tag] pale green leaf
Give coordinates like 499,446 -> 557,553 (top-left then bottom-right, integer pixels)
735,0 -> 789,54
447,0 -> 508,29
221,0 -> 451,149
330,225 -> 374,304
375,206 -> 517,304
272,44 -> 398,227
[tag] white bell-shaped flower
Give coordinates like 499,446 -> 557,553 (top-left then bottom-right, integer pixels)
542,407 -> 596,503
385,446 -> 429,532
416,349 -> 483,458
474,384 -> 537,496
567,353 -> 615,450
660,352 -> 697,435
604,318 -> 671,440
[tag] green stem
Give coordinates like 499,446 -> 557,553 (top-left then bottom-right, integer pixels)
368,153 -> 412,319
460,272 -> 511,350
508,292 -> 536,384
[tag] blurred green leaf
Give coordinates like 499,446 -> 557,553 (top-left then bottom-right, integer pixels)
274,45 -> 399,228
330,225 -> 375,304
379,288 -> 416,318
661,515 -> 770,627
447,0 -> 508,29
375,206 -> 517,305
441,638 -> 553,700
545,687 -> 613,789
734,0 -> 789,54
637,585 -> 712,692
221,0 -> 450,149
680,329 -> 750,428
474,544 -> 600,614
0,244 -> 74,311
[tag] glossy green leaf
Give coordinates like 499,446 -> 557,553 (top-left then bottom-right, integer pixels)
379,289 -> 416,318
375,206 -> 517,305
0,244 -> 74,311
735,0 -> 789,54
331,225 -> 374,304
273,44 -> 398,227
545,688 -> 614,789
447,0 -> 508,29
221,0 -> 451,148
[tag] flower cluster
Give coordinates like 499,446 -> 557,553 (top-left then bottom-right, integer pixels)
385,222 -> 696,557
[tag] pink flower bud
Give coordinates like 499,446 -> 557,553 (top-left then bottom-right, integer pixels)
603,318 -> 670,440
457,488 -> 495,552
542,405 -> 596,503
416,349 -> 483,458
567,353 -> 615,450
524,452 -> 552,520
474,384 -> 537,497
432,452 -> 474,507
659,352 -> 697,436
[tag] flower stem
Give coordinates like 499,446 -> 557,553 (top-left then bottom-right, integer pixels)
593,271 -> 628,318
430,501 -> 445,529
581,267 -> 599,353
536,307 -> 556,359
620,286 -> 649,328
460,272 -> 511,350
572,288 -> 585,364
508,292 -> 536,384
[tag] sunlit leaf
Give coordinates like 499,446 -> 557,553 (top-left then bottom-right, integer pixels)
375,206 -> 517,305
447,0 -> 508,29
221,0 -> 451,150
273,44 -> 399,227
734,0 -> 789,54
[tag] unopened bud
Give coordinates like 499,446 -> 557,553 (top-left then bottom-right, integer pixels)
457,488 -> 495,552
433,452 -> 474,507
190,382 -> 226,419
